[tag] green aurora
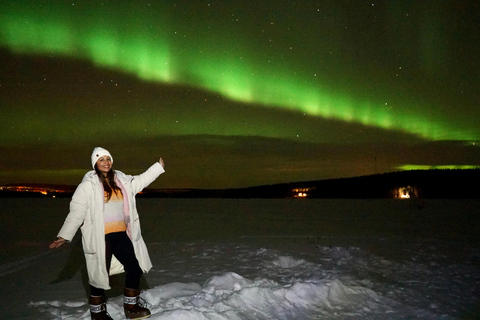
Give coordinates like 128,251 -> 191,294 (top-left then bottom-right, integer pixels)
1,1 -> 477,142
0,1 -> 479,188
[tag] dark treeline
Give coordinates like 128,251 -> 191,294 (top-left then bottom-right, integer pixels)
139,169 -> 479,199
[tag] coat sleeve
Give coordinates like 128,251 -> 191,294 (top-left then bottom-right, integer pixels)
57,182 -> 90,241
130,162 -> 165,195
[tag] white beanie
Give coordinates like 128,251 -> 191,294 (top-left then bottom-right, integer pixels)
91,147 -> 113,169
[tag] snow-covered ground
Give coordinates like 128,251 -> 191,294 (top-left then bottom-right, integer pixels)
1,198 -> 479,319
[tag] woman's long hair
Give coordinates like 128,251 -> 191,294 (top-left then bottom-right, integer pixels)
95,165 -> 122,202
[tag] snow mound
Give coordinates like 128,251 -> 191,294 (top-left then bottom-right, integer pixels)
143,272 -> 386,319
203,271 -> 253,293
32,272 -> 389,319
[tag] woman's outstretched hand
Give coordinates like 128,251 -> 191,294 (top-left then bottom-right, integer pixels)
159,157 -> 165,169
49,237 -> 67,249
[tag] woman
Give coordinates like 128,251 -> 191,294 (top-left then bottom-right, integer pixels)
50,147 -> 165,320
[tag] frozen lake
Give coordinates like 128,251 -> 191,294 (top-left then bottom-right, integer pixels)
1,198 -> 479,319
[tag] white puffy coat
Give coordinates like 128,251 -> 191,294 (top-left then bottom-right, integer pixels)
57,162 -> 165,290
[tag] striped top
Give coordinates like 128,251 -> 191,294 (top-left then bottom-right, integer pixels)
103,189 -> 127,234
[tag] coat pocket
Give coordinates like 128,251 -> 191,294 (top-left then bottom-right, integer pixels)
130,216 -> 142,241
80,222 -> 97,254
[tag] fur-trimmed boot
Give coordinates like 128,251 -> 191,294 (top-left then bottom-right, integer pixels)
90,295 -> 113,320
124,288 -> 151,319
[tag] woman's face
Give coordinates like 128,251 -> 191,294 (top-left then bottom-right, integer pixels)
96,155 -> 112,176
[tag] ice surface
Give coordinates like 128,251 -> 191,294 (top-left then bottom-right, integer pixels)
1,198 -> 479,319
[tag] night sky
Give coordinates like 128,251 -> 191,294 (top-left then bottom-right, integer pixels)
1,1 -> 479,189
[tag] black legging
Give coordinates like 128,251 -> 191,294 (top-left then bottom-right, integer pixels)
90,231 -> 143,296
